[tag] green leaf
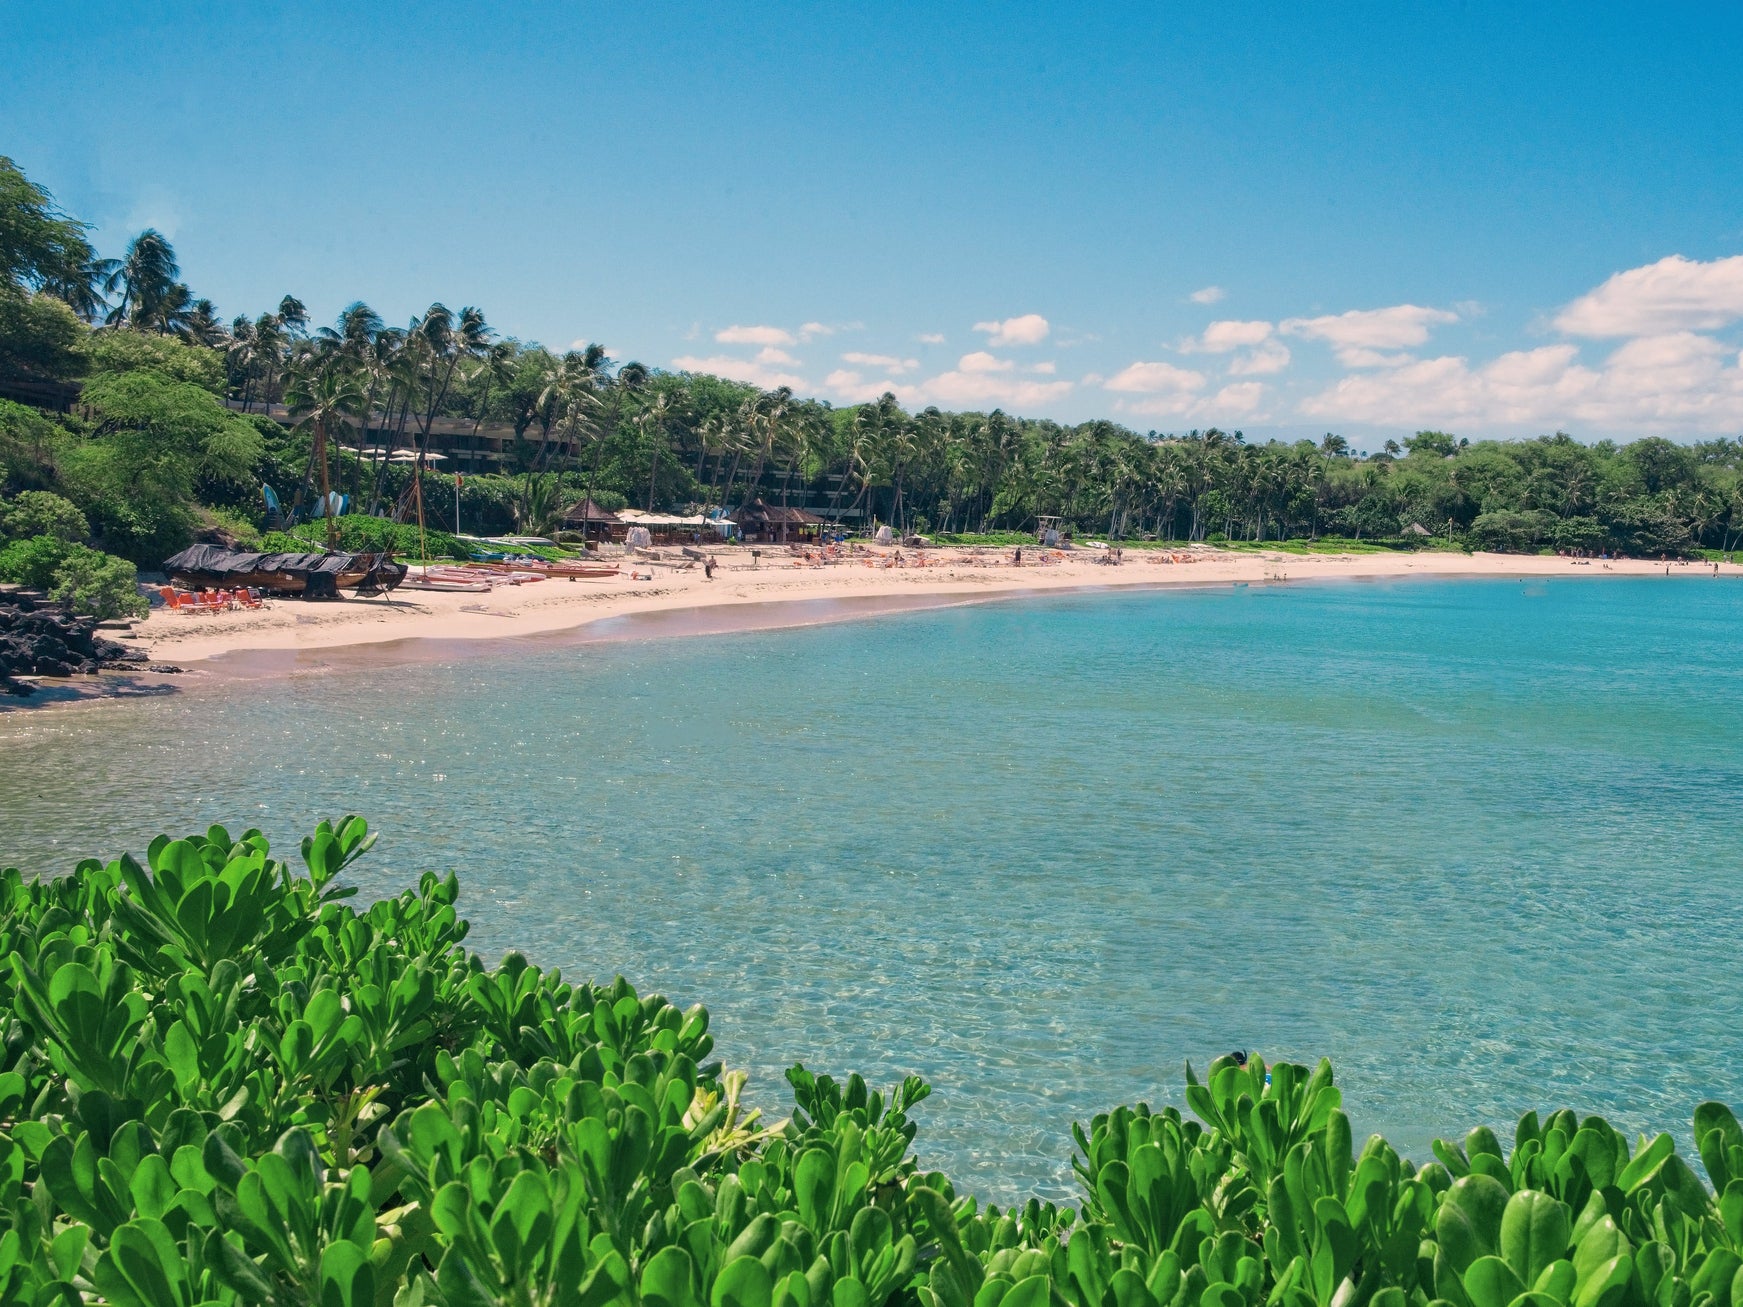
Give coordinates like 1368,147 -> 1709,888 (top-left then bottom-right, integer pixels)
795,1148 -> 835,1231
997,1276 -> 1053,1307
715,1255 -> 776,1307
1501,1191 -> 1571,1286
321,1240 -> 376,1307
1464,1257 -> 1527,1307
1438,1175 -> 1512,1275
1570,1256 -> 1631,1307
643,1246 -> 700,1307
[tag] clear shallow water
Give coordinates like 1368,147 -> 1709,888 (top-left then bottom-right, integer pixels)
2,576 -> 1741,1202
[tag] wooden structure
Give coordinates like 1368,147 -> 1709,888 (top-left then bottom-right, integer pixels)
560,498 -> 624,541
735,500 -> 825,544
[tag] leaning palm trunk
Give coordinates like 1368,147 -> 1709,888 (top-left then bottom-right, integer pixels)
317,418 -> 337,550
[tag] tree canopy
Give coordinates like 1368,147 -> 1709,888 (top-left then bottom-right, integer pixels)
2,151 -> 1741,564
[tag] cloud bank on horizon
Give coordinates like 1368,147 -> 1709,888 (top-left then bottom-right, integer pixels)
671,253 -> 1743,439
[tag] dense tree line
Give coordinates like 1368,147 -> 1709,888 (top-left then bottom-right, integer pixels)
5,154 -> 1743,560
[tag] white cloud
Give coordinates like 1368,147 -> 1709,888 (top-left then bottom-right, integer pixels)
825,354 -> 1076,408
120,187 -> 183,240
1102,359 -> 1272,420
1115,381 -> 1266,420
901,370 -> 1074,409
824,368 -> 887,402
973,314 -> 1050,346
957,351 -> 1013,374
1334,347 -> 1416,369
1227,341 -> 1291,376
1104,360 -> 1208,394
841,351 -> 919,373
918,333 -> 946,344
1029,361 -> 1057,375
1182,319 -> 1274,353
715,324 -> 796,347
1295,332 -> 1743,432
1554,254 -> 1743,337
671,354 -> 807,390
1212,382 -> 1265,415
799,322 -> 833,340
1282,304 -> 1458,351
1189,286 -> 1226,305
756,346 -> 799,365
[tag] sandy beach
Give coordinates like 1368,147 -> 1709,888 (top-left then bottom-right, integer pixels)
117,545 -> 1728,675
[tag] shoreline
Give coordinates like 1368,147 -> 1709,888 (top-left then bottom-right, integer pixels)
4,546 -> 1732,707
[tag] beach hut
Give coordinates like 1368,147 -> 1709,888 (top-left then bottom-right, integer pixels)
736,499 -> 825,544
560,498 -> 623,542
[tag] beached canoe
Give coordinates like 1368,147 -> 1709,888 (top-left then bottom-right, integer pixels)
163,544 -> 406,596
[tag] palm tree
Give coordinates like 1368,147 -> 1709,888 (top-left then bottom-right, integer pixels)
319,303 -> 397,501
285,351 -> 366,550
42,253 -> 116,322
546,344 -> 613,471
177,298 -> 228,347
277,295 -> 309,338
632,389 -> 678,511
391,305 -> 493,522
743,387 -> 795,506
102,230 -> 179,329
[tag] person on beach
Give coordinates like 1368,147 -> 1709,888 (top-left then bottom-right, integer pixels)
704,555 -> 717,580
1014,546 -> 1023,567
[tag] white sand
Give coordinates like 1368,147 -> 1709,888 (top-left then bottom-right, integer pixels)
131,545 -> 1726,670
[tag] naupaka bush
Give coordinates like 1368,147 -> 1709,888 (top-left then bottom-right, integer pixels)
1,820 -> 1740,1307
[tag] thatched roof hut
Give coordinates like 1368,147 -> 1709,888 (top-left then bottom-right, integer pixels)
736,499 -> 825,542
561,499 -> 623,539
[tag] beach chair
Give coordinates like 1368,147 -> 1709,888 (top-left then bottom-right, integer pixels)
237,588 -> 265,610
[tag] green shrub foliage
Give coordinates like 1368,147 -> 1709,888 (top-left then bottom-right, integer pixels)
0,534 -> 146,618
44,545 -> 147,619
0,533 -> 71,589
0,491 -> 90,545
2,820 -> 1741,1306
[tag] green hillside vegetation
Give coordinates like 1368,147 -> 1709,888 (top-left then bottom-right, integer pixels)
3,816 -> 1743,1306
6,153 -> 1743,577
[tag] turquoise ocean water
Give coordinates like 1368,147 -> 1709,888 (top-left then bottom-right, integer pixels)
1,576 -> 1740,1201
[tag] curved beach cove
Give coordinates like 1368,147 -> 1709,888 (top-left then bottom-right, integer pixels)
3,575 -> 1741,1201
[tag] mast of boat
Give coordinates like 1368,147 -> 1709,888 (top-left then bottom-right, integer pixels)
415,454 -> 428,571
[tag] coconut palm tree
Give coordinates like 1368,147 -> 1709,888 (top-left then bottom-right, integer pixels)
101,230 -> 179,329
540,349 -> 611,506
285,350 -> 366,550
177,298 -> 228,348
390,305 -> 493,521
632,389 -> 677,511
42,252 -> 116,322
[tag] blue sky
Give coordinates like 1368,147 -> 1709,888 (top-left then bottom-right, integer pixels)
8,1 -> 1743,442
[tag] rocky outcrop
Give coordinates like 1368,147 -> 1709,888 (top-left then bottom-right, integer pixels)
0,589 -> 149,696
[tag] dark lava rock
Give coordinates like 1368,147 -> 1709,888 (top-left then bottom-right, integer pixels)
0,595 -> 154,696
